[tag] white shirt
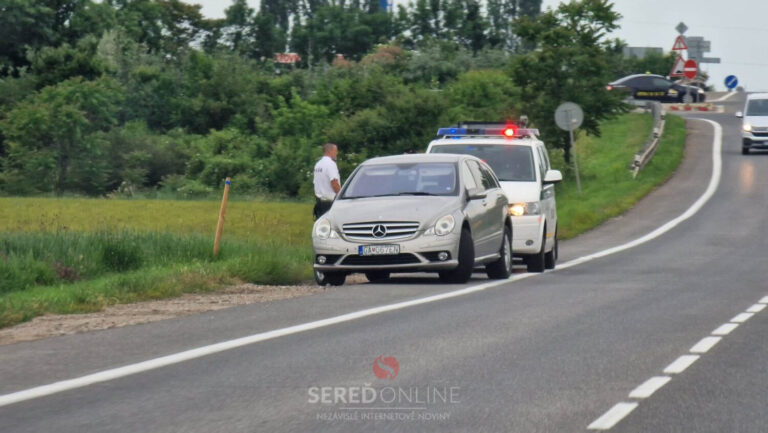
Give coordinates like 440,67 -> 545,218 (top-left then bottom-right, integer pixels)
313,156 -> 340,200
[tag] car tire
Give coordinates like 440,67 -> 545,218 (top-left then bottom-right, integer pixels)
365,271 -> 390,282
526,230 -> 546,273
682,93 -> 693,104
315,270 -> 346,286
486,226 -> 513,279
545,228 -> 558,270
439,227 -> 474,284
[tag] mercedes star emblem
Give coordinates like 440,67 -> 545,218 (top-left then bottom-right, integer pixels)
372,224 -> 387,238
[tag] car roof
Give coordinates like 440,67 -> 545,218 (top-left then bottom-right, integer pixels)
612,74 -> 666,84
746,92 -> 768,100
429,137 -> 543,148
362,153 -> 474,165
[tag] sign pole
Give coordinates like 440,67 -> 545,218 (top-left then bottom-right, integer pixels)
568,111 -> 582,195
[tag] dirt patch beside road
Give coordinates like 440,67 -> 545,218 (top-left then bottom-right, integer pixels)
0,283 -> 329,346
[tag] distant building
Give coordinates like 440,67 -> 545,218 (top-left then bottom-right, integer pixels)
623,47 -> 664,58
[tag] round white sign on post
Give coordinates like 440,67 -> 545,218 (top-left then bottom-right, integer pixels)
555,102 -> 584,131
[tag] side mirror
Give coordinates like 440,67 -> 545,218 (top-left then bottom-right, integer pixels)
543,169 -> 563,184
736,111 -> 743,118
467,187 -> 487,200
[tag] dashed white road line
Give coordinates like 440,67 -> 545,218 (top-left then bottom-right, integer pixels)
731,312 -> 754,323
628,376 -> 671,399
758,296 -> 768,304
711,323 -> 739,336
588,402 -> 639,430
591,291 -> 768,430
689,336 -> 722,354
0,119 -> 725,409
663,355 -> 701,374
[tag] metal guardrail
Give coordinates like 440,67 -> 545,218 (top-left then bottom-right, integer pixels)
630,101 -> 666,178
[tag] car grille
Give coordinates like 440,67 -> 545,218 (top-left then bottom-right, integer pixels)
341,254 -> 421,266
342,222 -> 420,241
752,132 -> 768,137
752,127 -> 768,133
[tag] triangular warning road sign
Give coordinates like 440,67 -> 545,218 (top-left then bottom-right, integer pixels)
669,55 -> 686,77
672,35 -> 688,51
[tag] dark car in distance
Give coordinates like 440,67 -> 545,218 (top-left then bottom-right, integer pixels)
607,74 -> 706,103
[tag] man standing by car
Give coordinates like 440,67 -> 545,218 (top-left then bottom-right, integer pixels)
313,143 -> 341,219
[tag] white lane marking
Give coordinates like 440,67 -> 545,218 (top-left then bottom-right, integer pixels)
663,355 -> 700,374
731,312 -> 754,323
557,118 -> 721,272
689,336 -> 722,354
758,296 -> 768,304
709,92 -> 736,103
628,376 -> 671,399
746,303 -> 766,313
587,402 -> 639,430
712,323 -> 739,336
0,120 -> 724,408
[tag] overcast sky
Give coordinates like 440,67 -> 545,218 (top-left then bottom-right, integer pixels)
193,0 -> 768,91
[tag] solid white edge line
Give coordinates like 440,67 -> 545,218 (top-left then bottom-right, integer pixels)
689,336 -> 722,354
628,376 -> 671,399
758,296 -> 768,304
0,119 -> 723,409
663,355 -> 700,374
730,312 -> 754,323
712,323 -> 739,336
587,402 -> 639,430
709,92 -> 736,103
746,303 -> 766,313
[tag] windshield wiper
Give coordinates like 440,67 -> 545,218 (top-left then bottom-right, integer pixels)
396,192 -> 440,196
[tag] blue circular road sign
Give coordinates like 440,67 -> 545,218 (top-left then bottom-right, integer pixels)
725,75 -> 739,89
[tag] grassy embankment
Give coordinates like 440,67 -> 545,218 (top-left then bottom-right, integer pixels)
0,112 -> 686,328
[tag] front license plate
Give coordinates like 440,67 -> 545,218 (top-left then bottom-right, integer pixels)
359,245 -> 400,256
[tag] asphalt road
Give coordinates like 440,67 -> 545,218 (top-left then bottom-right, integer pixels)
1,92 -> 766,433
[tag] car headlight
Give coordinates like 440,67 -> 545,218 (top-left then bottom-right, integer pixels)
315,219 -> 331,239
425,214 -> 455,236
744,123 -> 753,132
509,202 -> 541,216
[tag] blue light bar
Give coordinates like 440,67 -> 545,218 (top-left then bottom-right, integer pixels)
437,127 -> 467,136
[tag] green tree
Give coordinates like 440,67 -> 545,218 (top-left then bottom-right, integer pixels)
509,0 -> 625,162
0,77 -> 124,194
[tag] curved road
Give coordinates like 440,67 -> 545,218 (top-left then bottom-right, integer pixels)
1,93 -> 765,433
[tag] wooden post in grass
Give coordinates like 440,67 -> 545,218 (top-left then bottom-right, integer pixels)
213,177 -> 231,257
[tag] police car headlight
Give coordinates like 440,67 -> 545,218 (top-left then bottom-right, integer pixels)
509,202 -> 541,216
744,123 -> 753,133
434,215 -> 456,236
315,219 -> 332,240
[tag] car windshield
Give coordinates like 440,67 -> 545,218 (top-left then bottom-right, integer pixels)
430,144 -> 536,182
341,162 -> 458,199
746,99 -> 768,116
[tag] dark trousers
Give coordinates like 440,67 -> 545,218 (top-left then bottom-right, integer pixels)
314,197 -> 333,219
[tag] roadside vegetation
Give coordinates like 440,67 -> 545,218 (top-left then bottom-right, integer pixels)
0,112 -> 686,328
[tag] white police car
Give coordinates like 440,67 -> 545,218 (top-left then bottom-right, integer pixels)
427,123 -> 562,272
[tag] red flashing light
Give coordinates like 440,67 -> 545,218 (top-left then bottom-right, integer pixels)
503,127 -> 516,137
606,85 -> 613,91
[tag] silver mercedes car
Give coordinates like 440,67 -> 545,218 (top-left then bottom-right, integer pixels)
312,154 -> 513,286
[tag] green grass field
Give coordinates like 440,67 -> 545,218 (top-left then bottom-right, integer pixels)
0,112 -> 686,328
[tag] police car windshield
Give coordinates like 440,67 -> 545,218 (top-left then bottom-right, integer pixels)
342,163 -> 458,199
746,99 -> 768,116
431,145 -> 536,182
